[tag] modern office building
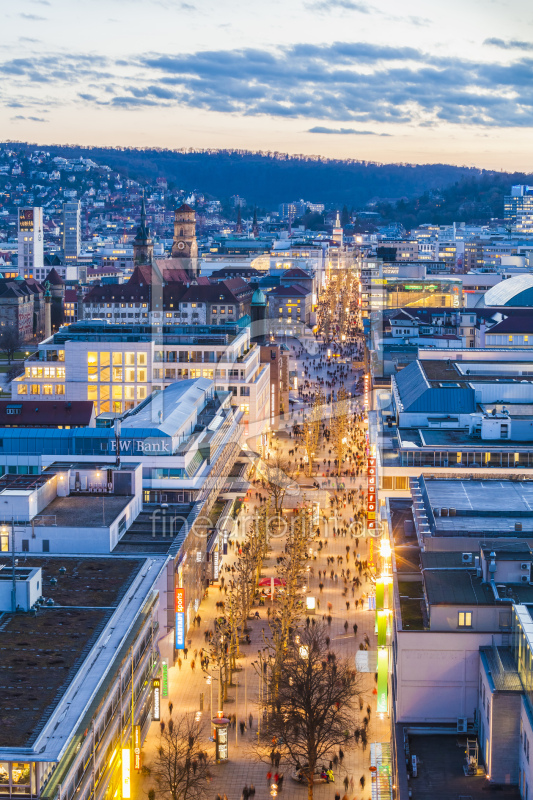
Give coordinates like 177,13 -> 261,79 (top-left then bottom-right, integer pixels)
62,200 -> 81,262
504,185 -> 533,234
11,321 -> 270,440
0,547 -> 164,800
17,206 -> 44,279
387,477 -> 533,792
375,349 -> 533,495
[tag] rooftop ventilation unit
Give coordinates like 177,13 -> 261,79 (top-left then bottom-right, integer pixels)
462,553 -> 473,564
457,717 -> 467,733
521,563 -> 530,571
521,575 -> 530,583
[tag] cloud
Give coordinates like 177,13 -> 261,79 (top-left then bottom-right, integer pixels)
484,38 -> 533,51
307,0 -> 373,13
19,12 -> 47,20
309,126 -> 390,135
3,41 -> 533,130
11,115 -> 47,122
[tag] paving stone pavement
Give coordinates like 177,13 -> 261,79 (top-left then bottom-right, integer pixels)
135,333 -> 389,800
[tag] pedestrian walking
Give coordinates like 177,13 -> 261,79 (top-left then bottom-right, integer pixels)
344,620 -> 349,634
240,720 -> 245,735
343,776 -> 349,792
275,752 -> 281,768
183,647 -> 188,660
249,712 -> 253,730
353,623 -> 358,636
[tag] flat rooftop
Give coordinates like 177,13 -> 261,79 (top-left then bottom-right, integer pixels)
424,568 -> 533,605
426,478 -> 533,515
41,494 -> 132,527
404,734 -> 520,799
399,427 -> 533,449
421,358 -> 533,385
0,556 -> 142,748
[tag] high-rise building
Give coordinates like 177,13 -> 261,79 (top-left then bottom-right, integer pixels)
62,200 -> 81,262
504,185 -> 533,233
17,207 -> 43,279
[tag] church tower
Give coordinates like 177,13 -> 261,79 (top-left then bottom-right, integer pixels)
172,204 -> 198,259
252,207 -> 259,237
133,193 -> 154,266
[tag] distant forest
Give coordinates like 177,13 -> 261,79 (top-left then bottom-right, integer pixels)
8,143 -> 533,225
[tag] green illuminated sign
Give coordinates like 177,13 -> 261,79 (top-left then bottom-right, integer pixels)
377,648 -> 388,713
162,661 -> 168,697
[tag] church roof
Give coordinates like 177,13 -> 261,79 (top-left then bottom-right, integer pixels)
176,203 -> 194,213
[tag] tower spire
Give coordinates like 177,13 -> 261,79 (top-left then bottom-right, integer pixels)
236,205 -> 242,234
252,207 -> 259,237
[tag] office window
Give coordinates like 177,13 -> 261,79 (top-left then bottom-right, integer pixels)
458,611 -> 472,627
136,368 -> 147,383
30,384 -> 40,395
42,384 -> 53,395
137,352 -> 147,366
124,386 -> 135,400
112,386 -> 122,400
137,386 -> 147,400
17,384 -> 27,395
42,540 -> 50,553
112,367 -> 123,381
125,368 -> 135,383
88,385 -> 97,401
112,352 -> 122,365
22,540 -> 29,552
125,352 -> 135,366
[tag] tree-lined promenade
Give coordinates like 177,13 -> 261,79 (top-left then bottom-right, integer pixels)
137,264 -> 388,800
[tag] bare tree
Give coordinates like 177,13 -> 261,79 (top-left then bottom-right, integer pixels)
331,387 -> 349,477
0,330 -> 23,365
149,713 -> 211,800
261,623 -> 363,800
267,507 -> 311,689
256,449 -> 296,526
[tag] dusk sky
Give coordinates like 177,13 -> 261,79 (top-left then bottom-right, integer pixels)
3,0 -> 533,169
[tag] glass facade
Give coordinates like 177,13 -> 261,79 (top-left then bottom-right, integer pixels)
512,606 -> 533,716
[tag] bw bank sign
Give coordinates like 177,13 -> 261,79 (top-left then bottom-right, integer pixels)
101,437 -> 172,454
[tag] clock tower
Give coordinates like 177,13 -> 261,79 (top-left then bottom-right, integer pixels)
172,204 -> 198,260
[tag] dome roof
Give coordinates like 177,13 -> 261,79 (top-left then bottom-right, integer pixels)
251,288 -> 267,305
483,275 -> 533,307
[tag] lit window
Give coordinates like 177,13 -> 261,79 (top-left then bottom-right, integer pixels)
458,611 -> 472,627
30,384 -> 40,395
137,386 -> 147,400
136,368 -> 147,383
125,352 -> 135,366
42,384 -> 53,395
125,368 -> 135,383
112,385 -> 122,400
17,384 -> 27,395
55,384 -> 65,395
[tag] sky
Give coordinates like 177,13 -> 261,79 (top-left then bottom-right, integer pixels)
2,0 -> 533,169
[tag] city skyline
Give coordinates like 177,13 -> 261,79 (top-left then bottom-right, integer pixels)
3,0 -> 533,170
